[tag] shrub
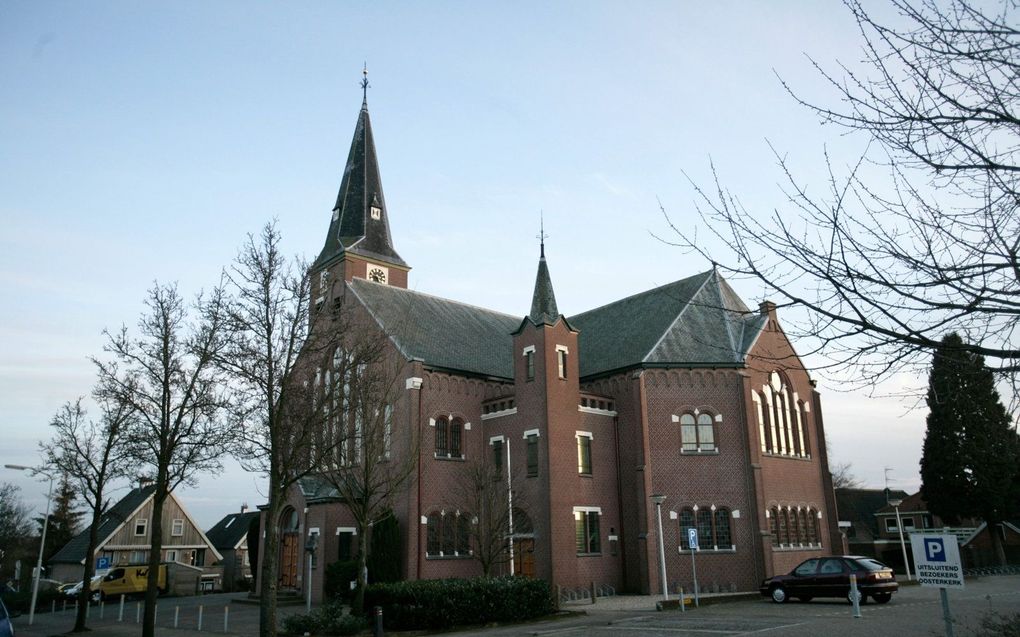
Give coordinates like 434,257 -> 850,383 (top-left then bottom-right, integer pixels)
280,601 -> 366,636
973,612 -> 1020,637
363,576 -> 553,630
324,560 -> 359,602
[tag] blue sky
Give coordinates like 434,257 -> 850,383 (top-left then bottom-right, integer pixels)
1,1 -> 924,528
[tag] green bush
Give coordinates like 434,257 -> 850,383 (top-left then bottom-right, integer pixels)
280,602 -> 366,636
324,560 -> 359,602
363,576 -> 553,630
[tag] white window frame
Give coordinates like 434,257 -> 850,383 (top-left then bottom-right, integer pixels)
134,518 -> 148,537
171,518 -> 184,537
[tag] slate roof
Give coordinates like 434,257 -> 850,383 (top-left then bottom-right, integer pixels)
528,251 -> 559,325
570,269 -> 768,378
205,511 -> 259,551
350,268 -> 768,381
349,278 -> 520,379
875,491 -> 929,515
50,485 -> 156,564
316,101 -> 406,269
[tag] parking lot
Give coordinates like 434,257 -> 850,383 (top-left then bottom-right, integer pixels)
10,575 -> 1019,636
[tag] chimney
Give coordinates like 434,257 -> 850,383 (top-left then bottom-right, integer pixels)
138,476 -> 154,489
759,300 -> 777,321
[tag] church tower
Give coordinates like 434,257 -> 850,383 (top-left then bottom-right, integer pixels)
313,73 -> 409,306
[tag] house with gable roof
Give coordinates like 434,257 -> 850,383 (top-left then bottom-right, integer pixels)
206,508 -> 259,592
258,86 -> 841,603
49,483 -> 223,587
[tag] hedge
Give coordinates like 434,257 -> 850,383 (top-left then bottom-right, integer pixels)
363,577 -> 553,630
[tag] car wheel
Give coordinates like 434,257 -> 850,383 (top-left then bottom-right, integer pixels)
872,593 -> 892,604
770,586 -> 788,603
846,590 -> 865,605
797,596 -> 813,602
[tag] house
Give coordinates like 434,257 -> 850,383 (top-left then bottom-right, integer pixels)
834,487 -> 908,557
49,483 -> 224,590
258,88 -> 840,603
206,508 -> 259,592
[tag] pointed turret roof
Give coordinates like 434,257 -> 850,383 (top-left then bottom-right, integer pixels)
528,242 -> 559,325
315,97 -> 406,268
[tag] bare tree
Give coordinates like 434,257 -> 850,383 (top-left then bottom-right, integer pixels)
453,461 -> 527,577
316,337 -> 416,614
670,0 -> 1020,392
93,282 -> 231,637
0,482 -> 32,585
216,222 -> 349,637
41,397 -> 131,632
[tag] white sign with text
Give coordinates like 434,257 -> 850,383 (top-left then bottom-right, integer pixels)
910,533 -> 964,589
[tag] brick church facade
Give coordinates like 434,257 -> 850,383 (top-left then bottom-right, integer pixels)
257,93 -> 840,603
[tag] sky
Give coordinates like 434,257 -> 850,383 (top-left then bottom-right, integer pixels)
1,1 -> 929,530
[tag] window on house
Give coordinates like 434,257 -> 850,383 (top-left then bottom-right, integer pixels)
714,508 -> 732,548
425,512 -> 471,557
526,434 -> 539,477
806,508 -> 818,543
165,549 -> 178,562
130,550 -> 147,564
768,508 -> 779,546
337,530 -> 353,562
383,404 -> 392,459
576,433 -> 592,475
134,518 -> 148,537
171,518 -> 184,537
450,418 -> 463,457
777,509 -> 789,544
574,510 -> 601,554
680,508 -> 696,549
696,508 -> 713,548
885,518 -> 898,532
435,416 -> 449,456
902,517 -> 915,530
525,350 -> 535,381
797,509 -> 808,544
556,348 -> 567,379
680,413 -> 717,452
492,439 -> 503,472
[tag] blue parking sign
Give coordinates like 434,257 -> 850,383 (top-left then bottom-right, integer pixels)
687,527 -> 699,550
96,556 -> 111,570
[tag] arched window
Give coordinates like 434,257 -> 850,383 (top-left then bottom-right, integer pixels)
798,401 -> 810,457
806,508 -> 818,544
456,514 -> 471,555
696,508 -> 713,548
680,508 -> 696,549
768,508 -> 779,547
798,509 -> 809,545
435,417 -> 449,456
680,412 -> 717,452
450,418 -> 463,457
714,508 -> 732,548
426,512 -> 441,555
426,511 -> 472,557
778,508 -> 789,545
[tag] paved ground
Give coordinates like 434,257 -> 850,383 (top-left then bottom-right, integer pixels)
9,575 -> 1019,636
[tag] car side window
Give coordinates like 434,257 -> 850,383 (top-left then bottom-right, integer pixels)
819,559 -> 845,574
794,559 -> 819,576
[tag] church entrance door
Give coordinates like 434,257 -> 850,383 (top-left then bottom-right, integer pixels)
281,533 -> 299,588
513,538 -> 535,578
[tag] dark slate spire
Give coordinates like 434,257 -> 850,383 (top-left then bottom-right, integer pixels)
315,72 -> 406,268
528,222 -> 559,324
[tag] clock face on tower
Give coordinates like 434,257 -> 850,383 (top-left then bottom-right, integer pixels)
368,267 -> 388,284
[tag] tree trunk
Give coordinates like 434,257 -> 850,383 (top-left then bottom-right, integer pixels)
351,523 -> 371,615
141,480 -> 168,637
72,505 -> 103,632
259,480 -> 284,637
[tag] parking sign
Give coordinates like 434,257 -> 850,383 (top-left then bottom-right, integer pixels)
687,527 -> 699,550
910,533 -> 964,588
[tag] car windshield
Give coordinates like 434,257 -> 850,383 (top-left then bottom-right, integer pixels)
852,558 -> 889,571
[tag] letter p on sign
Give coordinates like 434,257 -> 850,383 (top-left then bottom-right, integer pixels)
925,538 -> 946,562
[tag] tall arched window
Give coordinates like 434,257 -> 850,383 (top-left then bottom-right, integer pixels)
426,512 -> 441,555
425,511 -> 472,557
797,509 -> 809,545
435,417 -> 449,456
778,508 -> 790,545
768,508 -> 779,547
714,508 -> 732,548
450,418 -> 463,457
696,508 -> 713,548
680,508 -> 696,549
806,508 -> 818,544
798,401 -> 811,456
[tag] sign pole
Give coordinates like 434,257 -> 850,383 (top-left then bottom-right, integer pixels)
939,588 -> 954,637
687,527 -> 700,607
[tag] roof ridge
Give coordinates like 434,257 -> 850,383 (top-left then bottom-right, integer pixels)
640,270 -> 715,364
571,270 -> 714,321
350,278 -> 522,321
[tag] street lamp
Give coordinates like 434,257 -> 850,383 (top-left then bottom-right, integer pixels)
650,494 -> 668,600
5,464 -> 54,626
888,499 -> 912,581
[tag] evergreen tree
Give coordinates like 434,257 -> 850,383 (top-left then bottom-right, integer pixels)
37,474 -> 84,563
920,332 -> 1020,566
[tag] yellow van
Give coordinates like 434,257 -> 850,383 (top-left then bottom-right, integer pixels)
98,565 -> 167,599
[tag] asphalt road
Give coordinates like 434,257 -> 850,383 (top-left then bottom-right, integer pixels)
10,575 -> 1019,636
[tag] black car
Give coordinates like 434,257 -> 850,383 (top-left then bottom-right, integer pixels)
759,556 -> 898,604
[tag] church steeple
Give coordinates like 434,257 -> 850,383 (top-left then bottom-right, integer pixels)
528,222 -> 559,324
316,72 -> 407,275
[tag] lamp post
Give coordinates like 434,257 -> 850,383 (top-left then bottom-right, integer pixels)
650,494 -> 668,600
888,499 -> 912,581
5,464 -> 54,626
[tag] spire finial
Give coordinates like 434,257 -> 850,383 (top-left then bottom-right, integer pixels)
537,211 -> 549,258
361,62 -> 370,106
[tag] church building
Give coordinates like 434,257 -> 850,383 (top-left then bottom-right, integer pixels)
258,89 -> 840,603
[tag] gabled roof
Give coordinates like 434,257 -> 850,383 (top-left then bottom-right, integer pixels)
875,491 -> 929,515
50,485 -> 156,564
570,269 -> 768,378
835,487 -> 908,540
316,101 -> 406,269
205,511 -> 259,551
349,278 -> 520,379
